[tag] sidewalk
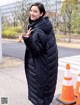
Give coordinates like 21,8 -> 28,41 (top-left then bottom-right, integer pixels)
0,57 -> 30,105
0,56 -> 78,105
57,42 -> 80,49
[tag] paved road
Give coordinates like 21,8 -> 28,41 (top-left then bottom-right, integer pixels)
2,42 -> 25,59
2,41 -> 80,59
58,46 -> 80,58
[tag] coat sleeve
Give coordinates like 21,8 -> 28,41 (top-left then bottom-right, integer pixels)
22,29 -> 47,56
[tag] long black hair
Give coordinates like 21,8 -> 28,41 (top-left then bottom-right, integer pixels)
29,2 -> 46,24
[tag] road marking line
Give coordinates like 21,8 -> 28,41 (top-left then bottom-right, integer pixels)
59,55 -> 80,75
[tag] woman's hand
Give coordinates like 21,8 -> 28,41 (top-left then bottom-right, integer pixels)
24,28 -> 33,38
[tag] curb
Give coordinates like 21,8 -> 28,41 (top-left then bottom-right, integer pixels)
57,42 -> 80,49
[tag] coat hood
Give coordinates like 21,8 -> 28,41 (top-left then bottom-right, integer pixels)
28,17 -> 53,34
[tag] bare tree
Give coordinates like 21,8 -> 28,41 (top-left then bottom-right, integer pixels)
60,0 -> 79,42
15,0 -> 32,33
11,13 -> 18,26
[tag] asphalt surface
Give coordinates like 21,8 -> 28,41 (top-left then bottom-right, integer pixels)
2,42 -> 25,59
58,46 -> 80,58
2,40 -> 80,59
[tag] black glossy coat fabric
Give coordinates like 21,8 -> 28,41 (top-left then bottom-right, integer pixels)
23,17 -> 58,105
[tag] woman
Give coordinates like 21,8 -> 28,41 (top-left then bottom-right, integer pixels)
22,2 -> 58,105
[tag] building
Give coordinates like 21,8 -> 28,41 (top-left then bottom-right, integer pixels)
0,0 -> 63,24
0,0 -> 62,16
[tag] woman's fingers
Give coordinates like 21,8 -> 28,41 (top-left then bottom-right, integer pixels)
27,28 -> 33,35
29,27 -> 32,31
30,29 -> 33,33
29,28 -> 33,33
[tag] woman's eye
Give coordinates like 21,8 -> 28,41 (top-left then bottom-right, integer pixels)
34,11 -> 37,13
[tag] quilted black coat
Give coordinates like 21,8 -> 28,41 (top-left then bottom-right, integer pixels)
23,17 -> 58,105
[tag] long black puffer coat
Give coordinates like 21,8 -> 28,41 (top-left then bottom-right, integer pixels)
23,17 -> 58,105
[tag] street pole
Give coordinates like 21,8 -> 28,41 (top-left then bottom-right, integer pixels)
0,9 -> 2,63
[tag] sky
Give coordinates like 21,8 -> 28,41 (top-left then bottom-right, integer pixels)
0,0 -> 22,6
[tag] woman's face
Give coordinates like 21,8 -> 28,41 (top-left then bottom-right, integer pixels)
29,6 -> 43,21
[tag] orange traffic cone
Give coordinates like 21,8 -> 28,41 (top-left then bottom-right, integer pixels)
17,35 -> 23,43
75,74 -> 80,97
76,87 -> 80,105
57,64 -> 76,104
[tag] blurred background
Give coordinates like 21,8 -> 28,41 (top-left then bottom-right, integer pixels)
0,0 -> 80,42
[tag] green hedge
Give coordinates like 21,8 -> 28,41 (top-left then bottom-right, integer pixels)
2,26 -> 22,39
